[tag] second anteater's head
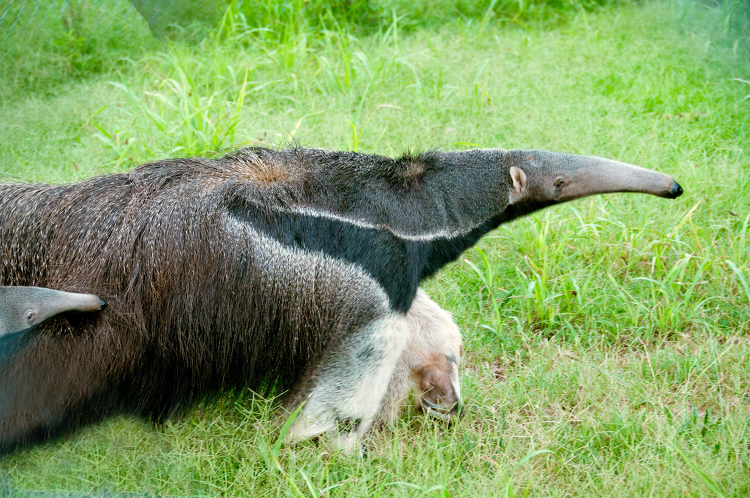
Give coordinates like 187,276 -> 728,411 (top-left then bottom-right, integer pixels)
0,287 -> 105,337
504,150 -> 683,211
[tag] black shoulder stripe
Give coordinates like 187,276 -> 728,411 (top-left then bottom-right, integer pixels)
226,198 -> 423,313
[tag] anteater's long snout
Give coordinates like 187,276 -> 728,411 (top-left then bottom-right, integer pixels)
532,151 -> 686,201
610,163 -> 684,199
585,158 -> 685,200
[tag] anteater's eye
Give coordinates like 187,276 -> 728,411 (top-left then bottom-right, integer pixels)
554,179 -> 565,189
24,311 -> 36,323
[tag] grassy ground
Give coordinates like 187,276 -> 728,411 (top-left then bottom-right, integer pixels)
1,0 -> 749,496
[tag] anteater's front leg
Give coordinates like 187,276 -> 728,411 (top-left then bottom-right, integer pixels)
285,289 -> 462,453
286,312 -> 410,454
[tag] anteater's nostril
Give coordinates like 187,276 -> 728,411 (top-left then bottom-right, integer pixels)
667,181 -> 683,199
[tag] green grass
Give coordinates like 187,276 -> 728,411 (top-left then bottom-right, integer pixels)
1,0 -> 750,495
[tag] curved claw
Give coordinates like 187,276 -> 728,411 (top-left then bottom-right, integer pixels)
421,399 -> 456,421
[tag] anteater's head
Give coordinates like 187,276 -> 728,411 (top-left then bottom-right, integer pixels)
505,150 -> 683,211
0,286 -> 105,337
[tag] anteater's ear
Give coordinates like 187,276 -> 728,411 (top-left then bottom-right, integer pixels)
510,166 -> 527,194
